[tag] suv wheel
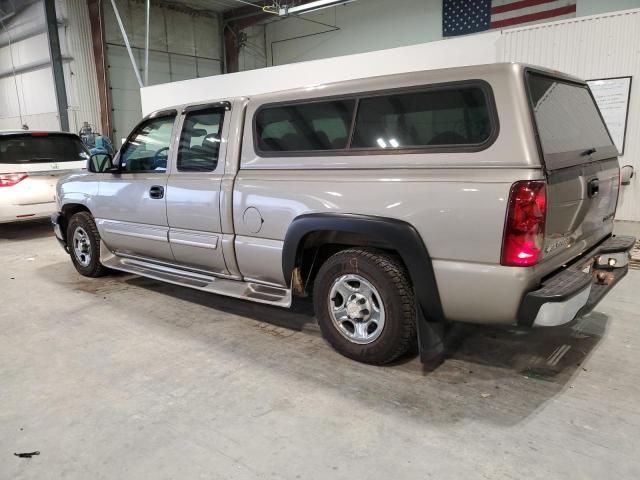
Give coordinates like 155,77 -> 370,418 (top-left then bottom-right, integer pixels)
313,248 -> 416,364
67,212 -> 109,277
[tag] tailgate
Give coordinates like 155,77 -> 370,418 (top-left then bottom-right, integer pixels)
525,70 -> 620,264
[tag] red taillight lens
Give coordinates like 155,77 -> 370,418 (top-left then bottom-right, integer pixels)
501,180 -> 547,267
0,173 -> 28,187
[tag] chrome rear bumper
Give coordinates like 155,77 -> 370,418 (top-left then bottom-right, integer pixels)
518,235 -> 636,327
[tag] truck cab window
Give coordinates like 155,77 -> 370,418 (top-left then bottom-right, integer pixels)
120,116 -> 176,173
178,109 -> 224,172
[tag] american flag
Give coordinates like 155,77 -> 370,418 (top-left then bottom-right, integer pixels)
443,0 -> 577,37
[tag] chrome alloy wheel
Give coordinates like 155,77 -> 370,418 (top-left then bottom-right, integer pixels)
72,226 -> 92,267
328,274 -> 386,344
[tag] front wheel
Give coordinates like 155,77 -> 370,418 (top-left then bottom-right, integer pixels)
313,248 -> 416,364
67,211 -> 109,277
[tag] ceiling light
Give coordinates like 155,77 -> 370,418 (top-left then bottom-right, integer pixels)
279,0 -> 356,16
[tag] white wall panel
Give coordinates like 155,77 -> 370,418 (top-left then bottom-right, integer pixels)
104,0 -> 221,144
170,55 -> 197,81
498,8 -> 640,221
106,44 -> 143,139
0,0 -> 58,130
266,0 -> 442,66
166,10 -> 196,57
194,15 -> 219,59
578,0 -> 640,16
239,25 -> 267,72
196,58 -> 221,78
20,67 -> 58,115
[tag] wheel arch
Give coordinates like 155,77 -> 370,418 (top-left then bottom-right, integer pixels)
59,203 -> 93,238
282,213 -> 445,323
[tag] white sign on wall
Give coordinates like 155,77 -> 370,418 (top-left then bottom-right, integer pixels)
587,77 -> 632,155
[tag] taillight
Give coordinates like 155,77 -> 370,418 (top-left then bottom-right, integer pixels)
501,180 -> 547,267
0,173 -> 28,187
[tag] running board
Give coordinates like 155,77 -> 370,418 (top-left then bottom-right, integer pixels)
101,254 -> 292,308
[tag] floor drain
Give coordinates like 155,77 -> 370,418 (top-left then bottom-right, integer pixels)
631,241 -> 640,271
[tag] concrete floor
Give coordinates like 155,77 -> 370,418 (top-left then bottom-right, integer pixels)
1,220 -> 640,480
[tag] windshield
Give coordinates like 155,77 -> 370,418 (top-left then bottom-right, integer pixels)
0,133 -> 90,164
526,72 -> 617,169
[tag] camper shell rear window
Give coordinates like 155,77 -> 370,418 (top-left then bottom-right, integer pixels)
525,70 -> 618,169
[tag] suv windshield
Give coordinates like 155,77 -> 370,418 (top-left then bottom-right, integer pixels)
526,72 -> 617,169
0,133 -> 89,164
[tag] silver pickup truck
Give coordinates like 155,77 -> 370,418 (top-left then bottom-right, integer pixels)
53,63 -> 635,364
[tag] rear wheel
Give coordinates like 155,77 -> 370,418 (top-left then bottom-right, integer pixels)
67,211 -> 109,277
313,248 -> 416,364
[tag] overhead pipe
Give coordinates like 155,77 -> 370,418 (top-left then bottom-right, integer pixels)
0,19 -> 67,50
0,55 -> 73,79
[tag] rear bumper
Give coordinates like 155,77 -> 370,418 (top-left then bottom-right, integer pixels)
518,235 -> 636,327
51,212 -> 68,252
0,202 -> 56,224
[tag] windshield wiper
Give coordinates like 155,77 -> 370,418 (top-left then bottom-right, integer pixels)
30,157 -> 57,162
581,147 -> 597,156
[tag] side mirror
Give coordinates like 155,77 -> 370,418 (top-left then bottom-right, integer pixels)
621,165 -> 634,186
88,153 -> 116,173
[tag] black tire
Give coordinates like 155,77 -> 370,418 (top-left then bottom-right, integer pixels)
66,211 -> 109,278
313,248 -> 416,364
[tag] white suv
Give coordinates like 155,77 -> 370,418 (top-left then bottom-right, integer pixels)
0,131 -> 88,223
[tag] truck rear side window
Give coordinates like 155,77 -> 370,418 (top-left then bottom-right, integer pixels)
256,100 -> 355,152
526,72 -> 616,168
351,87 -> 491,149
254,83 -> 495,155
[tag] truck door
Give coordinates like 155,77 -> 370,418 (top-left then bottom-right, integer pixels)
93,113 -> 176,262
165,104 -> 230,275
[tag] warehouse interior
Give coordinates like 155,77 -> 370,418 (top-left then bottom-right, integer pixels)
2,0 -> 640,478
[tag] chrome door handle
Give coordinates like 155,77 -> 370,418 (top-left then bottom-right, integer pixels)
149,185 -> 164,199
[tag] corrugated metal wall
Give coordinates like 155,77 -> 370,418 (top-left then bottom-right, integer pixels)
0,0 -> 59,130
498,8 -> 640,221
57,0 -> 101,134
103,1 -> 222,144
0,0 -> 101,133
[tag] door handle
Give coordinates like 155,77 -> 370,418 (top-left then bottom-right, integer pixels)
587,179 -> 599,198
149,185 -> 164,199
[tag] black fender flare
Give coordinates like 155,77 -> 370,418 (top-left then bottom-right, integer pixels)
282,213 -> 445,324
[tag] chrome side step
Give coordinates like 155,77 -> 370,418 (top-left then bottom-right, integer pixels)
101,252 -> 292,308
